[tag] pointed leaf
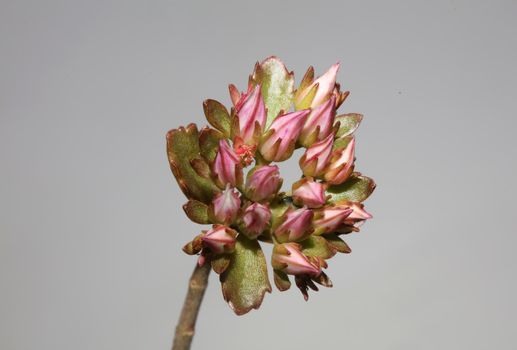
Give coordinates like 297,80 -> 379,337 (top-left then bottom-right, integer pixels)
211,255 -> 231,274
295,83 -> 318,110
199,127 -> 224,162
274,269 -> 291,291
183,199 -> 211,224
332,135 -> 353,151
182,235 -> 203,255
326,173 -> 376,203
167,124 -> 219,203
323,233 -> 352,253
220,235 -> 272,315
190,158 -> 211,178
251,56 -> 295,128
203,99 -> 231,136
298,66 -> 314,91
300,236 -> 336,259
335,113 -> 363,137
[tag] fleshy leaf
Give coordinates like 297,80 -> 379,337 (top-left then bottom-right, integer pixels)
295,83 -> 318,111
203,99 -> 231,137
166,124 -> 219,203
211,255 -> 231,274
300,236 -> 336,259
182,199 -> 211,224
190,158 -> 211,178
323,233 -> 351,253
335,113 -> 363,137
220,235 -> 272,315
182,235 -> 203,255
251,56 -> 295,128
332,135 -> 353,151
274,269 -> 291,291
269,199 -> 290,229
326,173 -> 376,203
199,127 -> 224,162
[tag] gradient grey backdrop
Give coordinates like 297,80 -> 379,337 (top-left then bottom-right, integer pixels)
1,0 -> 516,349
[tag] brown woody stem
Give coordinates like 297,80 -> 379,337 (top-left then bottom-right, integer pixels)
172,262 -> 211,350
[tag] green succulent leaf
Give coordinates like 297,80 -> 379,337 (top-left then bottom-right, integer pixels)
323,233 -> 352,253
251,56 -> 295,128
203,99 -> 231,137
273,269 -> 291,291
335,113 -> 363,138
166,124 -> 219,203
295,83 -> 318,111
332,135 -> 353,151
199,127 -> 224,163
269,199 -> 290,230
326,173 -> 376,203
182,199 -> 210,224
211,255 -> 231,274
300,236 -> 336,259
220,235 -> 272,315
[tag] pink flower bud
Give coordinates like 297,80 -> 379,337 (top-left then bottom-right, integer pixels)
212,139 -> 243,188
211,185 -> 241,224
245,165 -> 283,202
272,243 -> 321,277
260,110 -> 310,162
201,225 -> 237,254
299,96 -> 336,147
340,202 -> 373,226
299,133 -> 334,177
274,207 -> 314,243
241,202 -> 272,239
313,205 -> 353,234
324,137 -> 355,185
296,63 -> 339,109
233,84 -> 266,146
292,178 -> 326,209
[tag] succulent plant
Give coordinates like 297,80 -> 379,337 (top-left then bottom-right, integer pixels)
166,56 -> 375,316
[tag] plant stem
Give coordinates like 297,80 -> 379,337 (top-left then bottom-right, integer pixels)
172,262 -> 211,350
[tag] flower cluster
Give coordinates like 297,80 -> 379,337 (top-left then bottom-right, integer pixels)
167,57 -> 375,315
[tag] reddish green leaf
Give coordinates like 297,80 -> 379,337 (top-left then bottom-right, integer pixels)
300,236 -> 336,259
335,113 -> 363,137
251,56 -> 295,128
203,99 -> 231,137
220,236 -> 271,315
199,127 -> 224,163
182,199 -> 210,224
323,233 -> 352,253
326,173 -> 376,203
166,124 -> 219,203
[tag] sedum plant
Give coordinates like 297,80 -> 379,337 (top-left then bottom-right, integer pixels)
167,56 -> 375,349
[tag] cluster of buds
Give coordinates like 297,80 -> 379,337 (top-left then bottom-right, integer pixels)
167,57 -> 375,315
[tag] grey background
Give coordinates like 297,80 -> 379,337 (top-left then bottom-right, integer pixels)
1,0 -> 516,349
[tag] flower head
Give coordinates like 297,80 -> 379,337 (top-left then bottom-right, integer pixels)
233,84 -> 266,146
295,63 -> 340,109
272,243 -> 321,277
339,202 -> 373,227
299,96 -> 336,147
260,110 -> 310,162
240,202 -> 271,239
211,185 -> 241,224
245,165 -> 283,202
167,56 -> 375,314
313,205 -> 353,235
201,225 -> 238,254
292,178 -> 327,209
274,207 -> 314,243
324,137 -> 355,185
212,139 -> 243,188
299,133 -> 334,178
